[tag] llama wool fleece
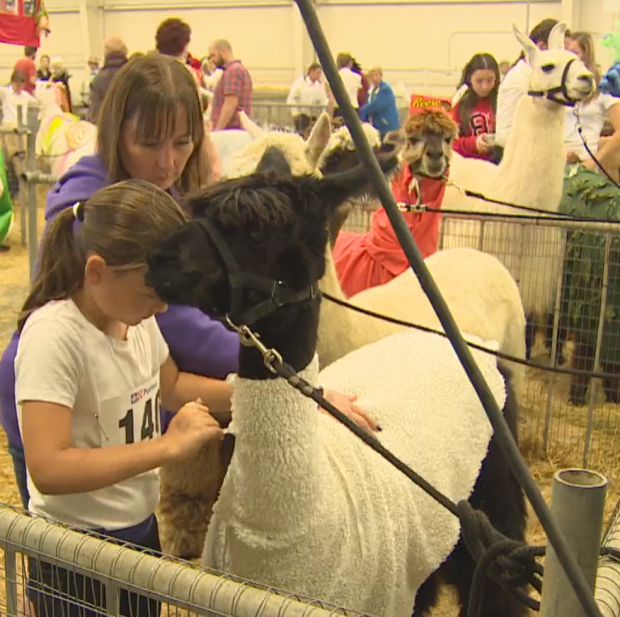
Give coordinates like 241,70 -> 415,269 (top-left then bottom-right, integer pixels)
203,329 -> 506,617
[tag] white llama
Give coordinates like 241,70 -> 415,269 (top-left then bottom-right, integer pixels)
35,82 -> 96,178
441,22 -> 594,354
319,246 -> 527,401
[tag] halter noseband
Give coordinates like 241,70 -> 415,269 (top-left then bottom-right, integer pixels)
195,218 -> 319,327
527,58 -> 579,107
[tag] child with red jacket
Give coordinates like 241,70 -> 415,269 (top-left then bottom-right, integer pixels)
450,53 -> 500,160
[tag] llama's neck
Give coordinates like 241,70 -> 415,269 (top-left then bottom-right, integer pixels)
226,352 -> 324,535
492,96 -> 566,212
228,300 -> 325,535
237,298 -> 321,379
317,248 -> 372,367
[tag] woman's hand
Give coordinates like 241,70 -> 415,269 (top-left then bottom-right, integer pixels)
320,390 -> 381,434
163,400 -> 225,461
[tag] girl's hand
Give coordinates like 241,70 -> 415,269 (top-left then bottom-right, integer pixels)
320,390 -> 381,434
476,134 -> 491,154
566,151 -> 581,164
164,400 -> 224,461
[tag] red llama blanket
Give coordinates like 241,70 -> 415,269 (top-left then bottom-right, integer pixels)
332,166 -> 446,297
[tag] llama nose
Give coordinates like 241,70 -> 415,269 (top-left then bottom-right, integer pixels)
578,74 -> 593,86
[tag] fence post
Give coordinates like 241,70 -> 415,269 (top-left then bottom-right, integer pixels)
595,499 -> 620,617
540,469 -> 608,617
544,244 -> 567,452
584,234 -> 612,469
25,108 -> 38,279
16,106 -> 27,248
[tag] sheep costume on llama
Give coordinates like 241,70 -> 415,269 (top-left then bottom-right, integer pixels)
205,330 -> 506,617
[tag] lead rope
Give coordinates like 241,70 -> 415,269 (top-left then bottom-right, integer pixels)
225,315 -> 545,615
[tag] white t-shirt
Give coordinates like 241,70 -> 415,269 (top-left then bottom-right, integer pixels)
565,93 -> 620,160
286,75 -> 329,116
495,59 -> 532,147
337,67 -> 362,109
15,299 -> 170,531
1,85 -> 37,126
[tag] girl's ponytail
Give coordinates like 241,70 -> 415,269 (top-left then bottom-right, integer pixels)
18,207 -> 85,331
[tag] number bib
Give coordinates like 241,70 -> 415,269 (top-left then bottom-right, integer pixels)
97,375 -> 161,446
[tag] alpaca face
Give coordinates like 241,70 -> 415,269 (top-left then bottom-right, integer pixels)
145,164 -> 399,318
401,110 -> 457,178
513,22 -> 594,105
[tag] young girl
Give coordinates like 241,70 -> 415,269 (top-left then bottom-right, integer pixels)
450,53 -> 500,160
16,180 -> 227,617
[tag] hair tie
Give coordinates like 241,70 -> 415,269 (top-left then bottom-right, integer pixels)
72,201 -> 85,222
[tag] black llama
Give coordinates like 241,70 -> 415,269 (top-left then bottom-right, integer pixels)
145,162 -> 528,617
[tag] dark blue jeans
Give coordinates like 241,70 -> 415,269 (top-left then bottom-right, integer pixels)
8,441 -> 29,509
27,515 -> 162,617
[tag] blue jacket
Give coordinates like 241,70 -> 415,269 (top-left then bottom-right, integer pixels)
359,81 -> 400,135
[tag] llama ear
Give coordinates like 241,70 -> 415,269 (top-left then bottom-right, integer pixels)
319,151 -> 401,210
452,83 -> 470,108
239,112 -> 265,141
381,129 -> 406,153
305,112 -> 332,167
513,23 -> 539,64
548,22 -> 568,50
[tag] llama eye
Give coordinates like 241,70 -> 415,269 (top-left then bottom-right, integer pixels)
444,137 -> 453,144
247,228 -> 269,245
541,64 -> 555,73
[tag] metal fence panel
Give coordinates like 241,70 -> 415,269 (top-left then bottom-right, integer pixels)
0,505 -> 367,617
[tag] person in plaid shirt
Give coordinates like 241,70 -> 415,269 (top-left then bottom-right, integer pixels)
208,39 -> 252,130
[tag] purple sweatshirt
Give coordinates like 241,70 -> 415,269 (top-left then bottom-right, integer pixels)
0,155 -> 240,448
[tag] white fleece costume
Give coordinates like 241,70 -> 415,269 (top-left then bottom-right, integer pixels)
203,328 -> 506,617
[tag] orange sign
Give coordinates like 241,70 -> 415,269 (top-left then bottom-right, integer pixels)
409,94 -> 452,114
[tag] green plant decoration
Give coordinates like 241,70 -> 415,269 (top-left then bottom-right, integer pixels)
559,166 -> 620,365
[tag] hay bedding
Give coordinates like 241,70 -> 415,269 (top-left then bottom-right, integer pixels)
0,213 -> 618,616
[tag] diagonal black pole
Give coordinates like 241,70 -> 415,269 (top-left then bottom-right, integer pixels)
293,2 -> 602,616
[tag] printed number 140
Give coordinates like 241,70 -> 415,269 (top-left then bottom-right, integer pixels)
118,391 -> 161,445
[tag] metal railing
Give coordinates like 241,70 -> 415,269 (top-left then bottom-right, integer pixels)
0,505 -> 361,617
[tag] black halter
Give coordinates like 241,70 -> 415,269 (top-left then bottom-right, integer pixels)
195,218 -> 319,327
527,58 -> 579,107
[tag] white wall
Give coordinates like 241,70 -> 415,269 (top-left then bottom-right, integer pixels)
0,0 -> 615,103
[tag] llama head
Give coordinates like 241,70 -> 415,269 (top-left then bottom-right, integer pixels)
223,111 -> 332,179
513,22 -> 594,106
35,81 -> 64,115
315,121 -> 403,242
398,109 -> 457,178
145,158 -> 399,322
317,122 -> 394,175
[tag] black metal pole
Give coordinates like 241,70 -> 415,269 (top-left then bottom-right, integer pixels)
292,2 -> 602,616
